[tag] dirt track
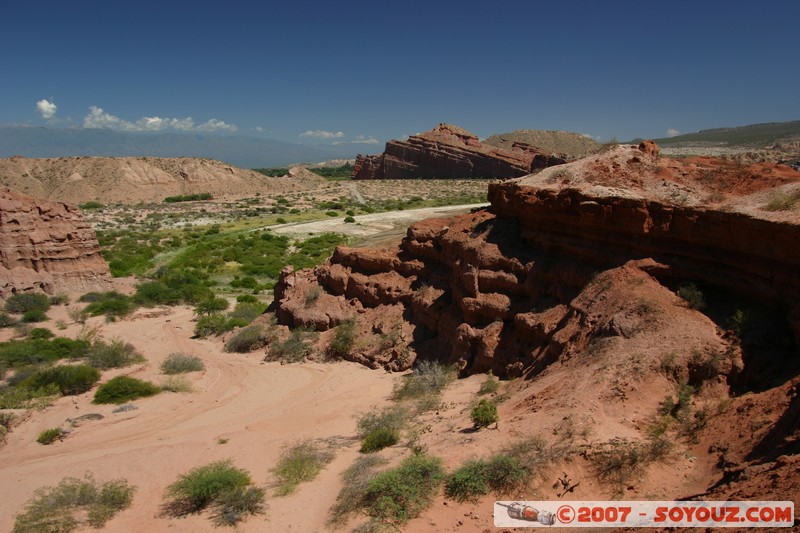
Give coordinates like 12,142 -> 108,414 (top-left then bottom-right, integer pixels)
271,203 -> 489,247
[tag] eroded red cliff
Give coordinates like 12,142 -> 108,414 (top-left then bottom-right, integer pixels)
352,123 -> 566,180
0,188 -> 111,297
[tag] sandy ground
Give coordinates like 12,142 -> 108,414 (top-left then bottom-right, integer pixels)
271,203 -> 489,247
0,305 -> 408,532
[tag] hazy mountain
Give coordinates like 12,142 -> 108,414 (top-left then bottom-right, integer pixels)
647,120 -> 800,148
0,126 -> 372,168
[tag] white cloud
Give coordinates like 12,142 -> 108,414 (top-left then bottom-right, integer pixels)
333,135 -> 380,145
36,99 -> 57,119
195,118 -> 238,133
82,106 -> 238,133
300,129 -> 345,139
253,126 -> 264,132
666,128 -> 680,138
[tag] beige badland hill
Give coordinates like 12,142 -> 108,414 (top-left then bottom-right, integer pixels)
0,156 -> 322,205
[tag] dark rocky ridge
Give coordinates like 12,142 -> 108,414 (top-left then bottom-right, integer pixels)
352,123 -> 566,180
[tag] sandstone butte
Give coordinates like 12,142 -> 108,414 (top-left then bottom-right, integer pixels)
0,187 -> 111,297
270,141 -> 800,502
351,123 -> 567,180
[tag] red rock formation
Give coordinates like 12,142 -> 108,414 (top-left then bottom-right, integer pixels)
272,142 -> 800,375
352,123 -> 566,180
0,188 -> 111,297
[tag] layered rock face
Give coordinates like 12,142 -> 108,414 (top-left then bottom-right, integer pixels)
0,188 -> 111,297
272,142 -> 800,374
352,123 -> 566,180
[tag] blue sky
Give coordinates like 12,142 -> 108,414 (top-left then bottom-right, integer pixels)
2,0 -> 799,147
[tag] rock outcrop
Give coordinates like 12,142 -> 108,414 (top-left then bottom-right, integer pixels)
272,142 -> 800,375
352,124 -> 566,180
0,188 -> 111,297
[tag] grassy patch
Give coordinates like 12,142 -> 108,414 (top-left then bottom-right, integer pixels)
391,360 -> 455,401
677,283 -> 705,310
160,376 -> 193,393
93,376 -> 160,404
477,373 -> 500,396
5,293 -> 51,314
37,427 -> 64,445
224,324 -> 272,353
266,329 -> 317,363
87,339 -> 145,369
272,441 -> 334,496
80,291 -> 136,320
328,455 -> 388,527
762,189 -> 799,211
160,353 -> 204,374
209,485 -> 267,527
161,460 -> 259,521
326,318 -> 356,359
23,364 -> 101,395
13,474 -> 135,532
363,453 -> 445,526
445,460 -> 488,502
357,405 -> 408,453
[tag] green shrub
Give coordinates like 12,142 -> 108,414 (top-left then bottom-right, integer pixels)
0,337 -> 89,367
357,406 -> 408,453
163,193 -> 212,203
364,454 -> 445,525
272,441 -> 334,496
0,383 -> 60,409
5,293 -> 51,314
227,302 -> 265,324
471,399 -> 499,429
13,475 -> 135,532
325,210 -> 339,217
93,376 -> 160,404
87,339 -> 144,369
343,216 -> 355,223
0,312 -> 16,328
24,364 -> 101,395
275,217 -> 287,224
591,438 -> 646,487
37,427 -> 64,445
477,374 -> 500,396
195,297 -> 229,316
445,460 -> 488,502
236,294 -> 259,304
326,318 -> 356,359
161,353 -> 204,374
327,455 -> 387,527
678,283 -> 705,310
483,453 -> 529,492
360,427 -> 400,453
162,460 -> 252,515
392,360 -> 455,401
22,309 -> 48,323
81,291 -> 136,319
225,324 -> 271,353
209,485 -> 267,527
79,200 -> 104,209
49,294 -> 70,305
267,329 -> 316,362
194,313 -> 231,337
28,328 -> 54,340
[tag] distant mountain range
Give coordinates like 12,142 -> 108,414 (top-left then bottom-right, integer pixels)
648,120 -> 800,147
0,126 -> 372,168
